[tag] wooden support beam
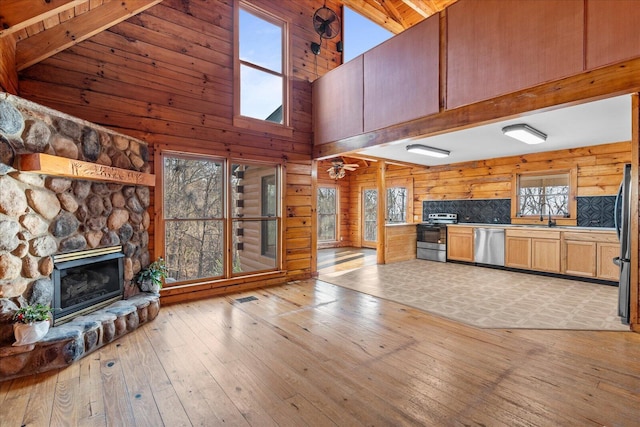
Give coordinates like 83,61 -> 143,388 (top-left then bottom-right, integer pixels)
0,0 -> 86,38
379,0 -> 408,29
399,0 -> 434,18
15,0 -> 162,71
0,33 -> 18,94
16,153 -> 156,186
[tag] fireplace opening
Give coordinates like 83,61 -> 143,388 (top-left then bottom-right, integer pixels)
52,246 -> 125,326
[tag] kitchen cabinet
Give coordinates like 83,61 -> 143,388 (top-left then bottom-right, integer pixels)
597,242 -> 619,281
562,231 -> 619,281
531,237 -> 561,273
447,227 -> 474,262
506,228 -> 560,272
505,234 -> 531,269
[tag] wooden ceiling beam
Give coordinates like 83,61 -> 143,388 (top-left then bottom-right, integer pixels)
399,0 -> 436,18
0,0 -> 86,38
15,0 -> 162,71
379,0 -> 409,29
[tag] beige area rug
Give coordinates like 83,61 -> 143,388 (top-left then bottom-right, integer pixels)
319,259 -> 629,330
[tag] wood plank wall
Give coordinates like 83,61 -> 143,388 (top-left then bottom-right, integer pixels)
15,0 -> 344,293
343,142 -> 631,239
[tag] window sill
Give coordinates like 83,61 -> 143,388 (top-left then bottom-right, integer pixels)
511,217 -> 577,227
233,115 -> 294,139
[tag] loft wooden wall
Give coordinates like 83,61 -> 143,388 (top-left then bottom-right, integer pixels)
14,0 -> 343,293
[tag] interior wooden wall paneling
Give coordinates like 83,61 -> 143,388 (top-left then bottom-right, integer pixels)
14,0 -> 338,300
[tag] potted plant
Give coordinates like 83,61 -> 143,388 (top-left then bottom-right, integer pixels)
137,257 -> 168,294
13,303 -> 52,347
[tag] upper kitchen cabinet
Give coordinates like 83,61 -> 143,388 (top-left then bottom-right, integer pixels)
313,56 -> 364,145
363,14 -> 439,133
446,0 -> 584,109
586,0 -> 640,69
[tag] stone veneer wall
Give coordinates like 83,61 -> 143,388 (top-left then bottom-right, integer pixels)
0,92 -> 152,346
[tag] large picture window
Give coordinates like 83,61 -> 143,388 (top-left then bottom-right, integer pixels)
161,153 -> 280,285
163,155 -> 225,282
237,2 -> 287,125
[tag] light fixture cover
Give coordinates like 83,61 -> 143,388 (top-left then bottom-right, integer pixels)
502,124 -> 547,144
406,144 -> 450,158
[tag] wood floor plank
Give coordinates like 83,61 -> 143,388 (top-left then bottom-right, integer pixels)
1,279 -> 640,426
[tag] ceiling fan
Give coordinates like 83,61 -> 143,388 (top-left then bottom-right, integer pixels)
327,159 -> 359,180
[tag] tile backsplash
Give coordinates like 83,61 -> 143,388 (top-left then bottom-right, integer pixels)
422,196 -> 616,228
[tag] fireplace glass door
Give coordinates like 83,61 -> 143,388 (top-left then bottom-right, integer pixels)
53,249 -> 124,325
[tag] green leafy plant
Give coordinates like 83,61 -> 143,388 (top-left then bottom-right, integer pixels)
13,303 -> 52,324
137,257 -> 168,289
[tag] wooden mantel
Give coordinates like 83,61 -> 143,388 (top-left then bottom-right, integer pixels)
16,153 -> 155,186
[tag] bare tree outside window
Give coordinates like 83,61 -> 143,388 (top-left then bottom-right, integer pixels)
363,189 -> 377,242
318,187 -> 337,241
163,156 -> 225,282
386,187 -> 407,223
518,173 -> 569,217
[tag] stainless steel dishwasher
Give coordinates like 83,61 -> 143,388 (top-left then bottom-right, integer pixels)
474,228 -> 505,266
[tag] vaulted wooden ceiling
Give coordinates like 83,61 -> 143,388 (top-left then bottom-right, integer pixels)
0,0 -> 456,71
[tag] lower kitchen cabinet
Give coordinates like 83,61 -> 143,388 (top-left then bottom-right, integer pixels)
447,227 -> 474,262
597,242 -> 619,281
564,240 -> 597,277
531,238 -> 561,273
505,235 -> 531,269
562,231 -> 619,281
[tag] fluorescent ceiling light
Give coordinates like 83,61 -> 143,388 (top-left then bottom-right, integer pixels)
502,124 -> 547,144
406,144 -> 450,158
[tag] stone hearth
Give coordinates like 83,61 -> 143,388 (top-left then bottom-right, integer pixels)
0,92 -> 159,380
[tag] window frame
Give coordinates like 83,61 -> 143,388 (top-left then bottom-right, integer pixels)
510,168 -> 578,226
234,0 -> 292,138
385,178 -> 414,224
157,150 -> 283,286
317,185 -> 339,242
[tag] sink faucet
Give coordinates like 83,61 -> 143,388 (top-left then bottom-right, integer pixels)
539,202 -> 557,227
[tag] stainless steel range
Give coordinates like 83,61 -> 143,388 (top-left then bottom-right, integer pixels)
417,213 -> 458,262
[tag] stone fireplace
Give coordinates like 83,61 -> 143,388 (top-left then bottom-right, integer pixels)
0,92 -> 160,381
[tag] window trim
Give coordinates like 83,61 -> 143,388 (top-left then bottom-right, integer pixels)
156,150 -> 283,286
510,168 -> 578,226
317,185 -> 339,242
385,178 -> 414,224
233,0 -> 293,138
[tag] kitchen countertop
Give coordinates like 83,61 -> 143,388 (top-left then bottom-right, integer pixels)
446,223 -> 616,232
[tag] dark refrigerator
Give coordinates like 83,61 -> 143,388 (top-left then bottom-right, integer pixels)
614,163 -> 632,325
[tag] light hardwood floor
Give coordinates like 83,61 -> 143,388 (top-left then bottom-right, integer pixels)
1,279 -> 639,426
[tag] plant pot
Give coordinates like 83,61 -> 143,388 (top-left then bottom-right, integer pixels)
139,279 -> 161,294
13,320 -> 50,347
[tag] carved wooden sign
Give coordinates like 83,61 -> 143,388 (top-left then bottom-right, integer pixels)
16,153 -> 155,186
